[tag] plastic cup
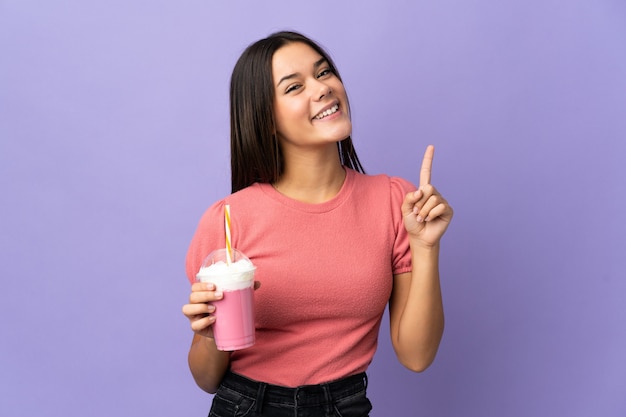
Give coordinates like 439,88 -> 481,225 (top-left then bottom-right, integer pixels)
196,248 -> 256,351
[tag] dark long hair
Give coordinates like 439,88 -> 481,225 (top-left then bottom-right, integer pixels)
229,31 -> 365,193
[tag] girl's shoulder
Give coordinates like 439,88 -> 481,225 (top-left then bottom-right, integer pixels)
350,169 -> 417,196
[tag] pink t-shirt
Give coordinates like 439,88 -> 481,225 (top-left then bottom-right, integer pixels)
186,168 -> 415,386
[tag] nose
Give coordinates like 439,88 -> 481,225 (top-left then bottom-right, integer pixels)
315,80 -> 332,101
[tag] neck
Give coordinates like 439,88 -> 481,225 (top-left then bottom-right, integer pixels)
273,145 -> 346,204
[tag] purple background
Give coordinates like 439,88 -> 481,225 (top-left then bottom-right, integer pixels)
1,1 -> 625,416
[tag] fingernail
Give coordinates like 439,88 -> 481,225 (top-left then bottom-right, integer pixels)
214,291 -> 223,299
416,215 -> 424,223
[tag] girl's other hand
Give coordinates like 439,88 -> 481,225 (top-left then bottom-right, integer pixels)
402,145 -> 453,248
182,282 -> 223,339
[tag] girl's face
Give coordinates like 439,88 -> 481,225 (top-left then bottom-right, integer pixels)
272,42 -> 351,152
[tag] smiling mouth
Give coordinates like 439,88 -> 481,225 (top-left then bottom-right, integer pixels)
314,104 -> 339,120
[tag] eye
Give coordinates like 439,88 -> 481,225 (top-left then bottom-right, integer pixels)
317,68 -> 332,78
285,83 -> 302,94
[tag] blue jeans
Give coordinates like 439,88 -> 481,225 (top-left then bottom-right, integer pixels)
208,370 -> 372,417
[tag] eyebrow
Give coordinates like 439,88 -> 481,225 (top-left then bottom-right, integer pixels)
276,57 -> 328,87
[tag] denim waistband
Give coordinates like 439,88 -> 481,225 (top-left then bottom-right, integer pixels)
220,370 -> 368,410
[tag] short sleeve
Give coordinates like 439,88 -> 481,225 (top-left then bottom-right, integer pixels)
185,199 -> 226,284
389,176 -> 417,275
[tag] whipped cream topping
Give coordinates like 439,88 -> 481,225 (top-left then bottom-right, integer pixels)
199,259 -> 254,278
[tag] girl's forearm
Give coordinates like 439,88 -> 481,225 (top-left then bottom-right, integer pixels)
394,242 -> 445,371
188,334 -> 231,393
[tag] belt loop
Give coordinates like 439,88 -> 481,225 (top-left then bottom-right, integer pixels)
255,381 -> 267,413
322,383 -> 333,416
363,372 -> 368,390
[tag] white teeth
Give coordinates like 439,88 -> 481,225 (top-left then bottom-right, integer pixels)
315,104 -> 339,119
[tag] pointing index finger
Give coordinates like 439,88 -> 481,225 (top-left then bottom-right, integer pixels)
420,145 -> 434,187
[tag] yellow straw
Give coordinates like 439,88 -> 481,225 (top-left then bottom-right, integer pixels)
225,204 -> 232,265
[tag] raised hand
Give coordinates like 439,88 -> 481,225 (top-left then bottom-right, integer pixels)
402,145 -> 453,248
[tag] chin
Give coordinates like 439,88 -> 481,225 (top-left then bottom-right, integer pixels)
330,120 -> 352,140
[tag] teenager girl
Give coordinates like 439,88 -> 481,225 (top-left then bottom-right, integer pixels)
182,31 -> 453,416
